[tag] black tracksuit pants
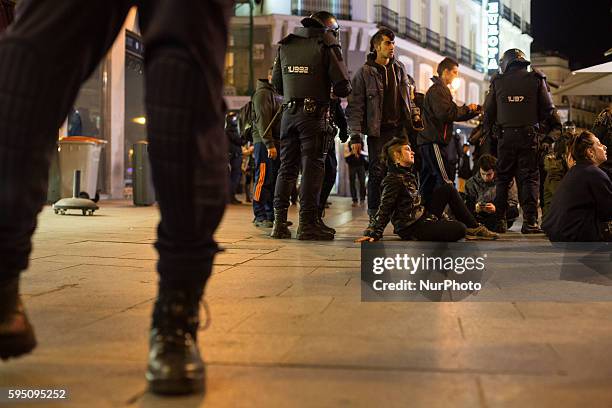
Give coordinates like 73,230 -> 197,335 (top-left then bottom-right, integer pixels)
0,0 -> 232,289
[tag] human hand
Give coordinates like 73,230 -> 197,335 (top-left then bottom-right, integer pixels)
468,103 -> 479,112
267,146 -> 278,159
355,236 -> 376,243
484,203 -> 496,213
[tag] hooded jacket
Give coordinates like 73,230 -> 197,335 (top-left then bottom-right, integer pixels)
417,76 -> 477,146
346,54 -> 418,145
252,79 -> 282,148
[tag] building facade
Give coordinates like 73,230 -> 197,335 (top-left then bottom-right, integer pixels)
63,1 -> 534,199
531,51 -> 612,129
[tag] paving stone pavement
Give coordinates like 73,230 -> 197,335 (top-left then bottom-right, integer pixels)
1,197 -> 612,408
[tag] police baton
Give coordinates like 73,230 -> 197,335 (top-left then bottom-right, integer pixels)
262,105 -> 284,140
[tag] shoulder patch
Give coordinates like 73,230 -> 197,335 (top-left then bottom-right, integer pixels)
321,32 -> 340,47
278,34 -> 297,45
532,68 -> 546,79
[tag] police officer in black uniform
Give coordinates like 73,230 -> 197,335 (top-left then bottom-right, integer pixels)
483,49 -> 561,234
270,11 -> 351,240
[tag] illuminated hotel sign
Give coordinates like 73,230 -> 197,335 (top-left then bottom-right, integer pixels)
487,1 -> 500,74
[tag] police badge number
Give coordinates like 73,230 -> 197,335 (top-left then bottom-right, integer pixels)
283,65 -> 313,74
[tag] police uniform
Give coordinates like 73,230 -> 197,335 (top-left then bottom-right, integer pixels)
271,19 -> 351,240
482,49 -> 561,233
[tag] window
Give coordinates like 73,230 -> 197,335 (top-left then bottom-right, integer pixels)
419,63 -> 434,93
468,82 -> 480,104
398,55 -> 414,78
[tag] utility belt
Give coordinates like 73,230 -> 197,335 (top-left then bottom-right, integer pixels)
285,97 -> 329,115
498,124 -> 539,140
500,124 -> 539,133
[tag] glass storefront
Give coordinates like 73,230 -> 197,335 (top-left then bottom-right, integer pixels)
124,30 -> 145,193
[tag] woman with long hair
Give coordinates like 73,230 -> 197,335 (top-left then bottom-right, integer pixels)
543,131 -> 612,242
355,138 -> 498,242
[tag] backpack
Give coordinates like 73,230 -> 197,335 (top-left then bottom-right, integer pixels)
238,100 -> 255,144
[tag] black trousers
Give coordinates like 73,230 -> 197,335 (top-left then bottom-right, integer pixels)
274,106 -> 327,216
398,184 -> 476,241
419,143 -> 453,206
0,0 -> 232,287
366,127 -> 403,215
318,143 -> 337,216
494,128 -> 540,223
348,164 -> 366,202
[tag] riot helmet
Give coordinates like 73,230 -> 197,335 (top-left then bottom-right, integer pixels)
225,111 -> 238,129
562,120 -> 577,135
499,48 -> 530,74
301,11 -> 340,38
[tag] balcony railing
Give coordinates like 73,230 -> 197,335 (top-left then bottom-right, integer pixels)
512,12 -> 521,28
502,5 -> 512,21
441,37 -> 457,58
290,0 -> 352,21
460,46 -> 471,66
399,17 -> 422,43
374,4 -> 398,32
423,28 -> 440,52
523,22 -> 532,36
473,53 -> 485,73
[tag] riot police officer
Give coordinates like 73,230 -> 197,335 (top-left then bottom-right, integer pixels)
483,49 -> 561,234
271,11 -> 351,240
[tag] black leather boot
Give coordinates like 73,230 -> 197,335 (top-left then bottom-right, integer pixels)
317,209 -> 336,234
146,288 -> 204,395
297,212 -> 334,241
521,220 -> 543,234
270,209 -> 291,239
0,277 -> 37,361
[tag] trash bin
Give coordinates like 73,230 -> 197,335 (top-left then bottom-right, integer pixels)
58,136 -> 107,199
132,141 -> 155,206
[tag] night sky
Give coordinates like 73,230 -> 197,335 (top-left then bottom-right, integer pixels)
531,0 -> 612,70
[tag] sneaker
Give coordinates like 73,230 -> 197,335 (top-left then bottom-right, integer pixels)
254,219 -> 273,228
465,224 -> 498,240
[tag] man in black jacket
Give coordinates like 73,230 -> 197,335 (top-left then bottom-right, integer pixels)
417,57 -> 480,205
346,27 -> 421,220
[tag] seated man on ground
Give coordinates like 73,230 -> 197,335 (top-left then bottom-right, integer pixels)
463,154 -> 518,231
543,131 -> 612,242
355,138 -> 498,243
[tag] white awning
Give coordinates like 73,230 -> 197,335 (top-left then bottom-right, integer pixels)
555,61 -> 612,96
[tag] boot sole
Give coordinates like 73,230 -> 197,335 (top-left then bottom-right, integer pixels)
147,373 -> 204,395
297,235 -> 335,241
465,235 -> 498,240
0,330 -> 37,361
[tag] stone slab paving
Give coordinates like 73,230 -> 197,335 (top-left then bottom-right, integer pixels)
1,197 -> 611,407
